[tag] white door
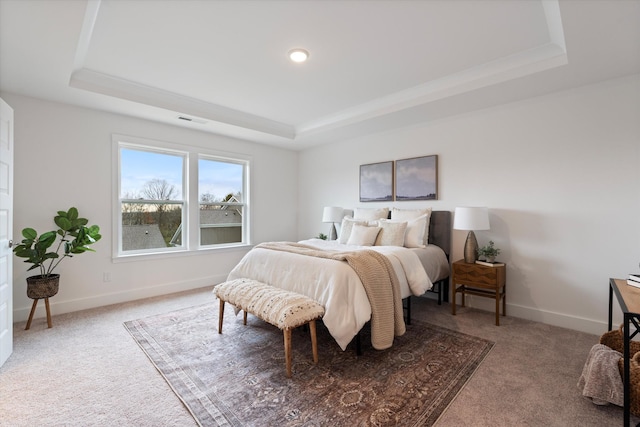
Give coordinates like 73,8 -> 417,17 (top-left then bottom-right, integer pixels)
0,98 -> 14,367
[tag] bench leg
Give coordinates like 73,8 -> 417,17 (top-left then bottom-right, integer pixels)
218,299 -> 225,334
284,328 -> 292,377
309,319 -> 318,364
243,310 -> 247,325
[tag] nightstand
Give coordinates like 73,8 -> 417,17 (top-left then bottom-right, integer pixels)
451,259 -> 506,325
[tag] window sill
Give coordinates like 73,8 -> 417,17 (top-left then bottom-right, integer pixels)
112,243 -> 252,263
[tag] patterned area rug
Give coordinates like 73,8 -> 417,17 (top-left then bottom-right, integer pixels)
124,302 -> 493,426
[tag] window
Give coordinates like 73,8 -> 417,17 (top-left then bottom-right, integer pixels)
120,147 -> 185,254
114,135 -> 249,257
197,158 -> 244,247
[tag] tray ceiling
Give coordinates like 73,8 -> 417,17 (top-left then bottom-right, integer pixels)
1,0 -> 639,149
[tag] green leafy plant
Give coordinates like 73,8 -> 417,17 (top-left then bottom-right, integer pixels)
13,207 -> 102,277
477,240 -> 501,259
317,233 -> 328,240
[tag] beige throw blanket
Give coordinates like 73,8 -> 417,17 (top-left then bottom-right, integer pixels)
577,343 -> 624,406
256,242 -> 405,350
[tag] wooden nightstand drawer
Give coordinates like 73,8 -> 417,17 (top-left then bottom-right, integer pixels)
455,265 -> 502,287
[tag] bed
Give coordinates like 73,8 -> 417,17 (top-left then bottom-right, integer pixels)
226,209 -> 451,351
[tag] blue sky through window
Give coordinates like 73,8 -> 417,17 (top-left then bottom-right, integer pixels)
120,148 -> 183,199
120,148 -> 243,202
199,158 -> 243,201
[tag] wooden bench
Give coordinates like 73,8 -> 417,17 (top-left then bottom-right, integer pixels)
214,278 -> 325,377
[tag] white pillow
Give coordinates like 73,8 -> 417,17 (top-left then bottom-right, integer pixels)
347,224 -> 381,246
354,207 -> 390,221
338,217 -> 367,244
391,207 -> 432,244
375,220 -> 408,246
403,215 -> 427,248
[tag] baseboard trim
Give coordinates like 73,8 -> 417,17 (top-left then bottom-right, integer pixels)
13,274 -> 228,323
467,296 -> 611,336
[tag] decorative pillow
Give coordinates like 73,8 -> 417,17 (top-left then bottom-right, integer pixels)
391,207 -> 432,244
346,224 -> 381,246
338,217 -> 367,244
402,214 -> 427,248
375,220 -> 408,246
353,207 -> 390,221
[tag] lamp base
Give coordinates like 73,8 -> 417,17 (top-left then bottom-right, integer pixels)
329,223 -> 337,241
463,231 -> 478,263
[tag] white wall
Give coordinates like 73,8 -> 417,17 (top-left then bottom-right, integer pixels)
4,93 -> 299,322
298,74 -> 640,335
5,74 -> 639,334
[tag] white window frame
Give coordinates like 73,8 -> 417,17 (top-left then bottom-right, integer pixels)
197,154 -> 248,248
112,134 -> 251,260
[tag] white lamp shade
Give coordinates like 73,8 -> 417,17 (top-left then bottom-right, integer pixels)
453,207 -> 490,231
322,206 -> 344,223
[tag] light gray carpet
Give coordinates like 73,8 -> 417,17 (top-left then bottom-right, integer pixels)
0,287 -> 636,426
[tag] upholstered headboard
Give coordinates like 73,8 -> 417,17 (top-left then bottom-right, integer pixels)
428,210 -> 451,259
347,207 -> 451,257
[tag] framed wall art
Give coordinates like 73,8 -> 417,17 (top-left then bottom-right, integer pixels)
359,161 -> 394,202
395,155 -> 438,201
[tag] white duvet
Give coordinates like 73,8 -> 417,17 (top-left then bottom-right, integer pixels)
226,239 -> 439,350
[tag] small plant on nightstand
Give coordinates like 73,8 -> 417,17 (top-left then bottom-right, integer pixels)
317,233 -> 328,240
477,240 -> 501,262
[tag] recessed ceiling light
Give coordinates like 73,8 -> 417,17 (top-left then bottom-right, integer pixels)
288,48 -> 309,63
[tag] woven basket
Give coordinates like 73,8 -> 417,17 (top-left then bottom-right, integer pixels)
599,325 -> 640,416
26,274 -> 60,299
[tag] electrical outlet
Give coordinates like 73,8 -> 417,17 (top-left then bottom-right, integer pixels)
103,272 -> 111,282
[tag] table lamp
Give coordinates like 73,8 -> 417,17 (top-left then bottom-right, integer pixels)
322,206 -> 343,241
453,207 -> 490,263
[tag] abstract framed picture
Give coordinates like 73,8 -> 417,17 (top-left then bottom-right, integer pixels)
395,155 -> 438,201
359,161 -> 394,202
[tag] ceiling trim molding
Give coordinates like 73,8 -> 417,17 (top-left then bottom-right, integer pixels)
69,68 -> 296,139
296,42 -> 568,137
71,0 -> 102,75
297,0 -> 568,137
542,0 -> 566,51
69,0 -> 295,140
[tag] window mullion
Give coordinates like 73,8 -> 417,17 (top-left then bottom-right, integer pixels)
188,152 -> 200,249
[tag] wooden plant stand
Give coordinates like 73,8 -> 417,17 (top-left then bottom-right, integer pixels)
25,298 -> 52,330
24,274 -> 59,330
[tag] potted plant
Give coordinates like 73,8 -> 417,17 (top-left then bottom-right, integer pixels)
13,207 -> 102,299
477,240 -> 501,263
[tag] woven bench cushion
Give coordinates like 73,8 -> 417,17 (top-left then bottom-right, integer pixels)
215,278 -> 324,330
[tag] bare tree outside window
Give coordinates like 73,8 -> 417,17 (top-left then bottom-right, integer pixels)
138,179 -> 180,245
200,192 -> 218,209
142,178 -> 177,201
142,178 -> 176,218
121,191 -> 146,225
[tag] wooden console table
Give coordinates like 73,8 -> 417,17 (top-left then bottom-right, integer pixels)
608,278 -> 640,427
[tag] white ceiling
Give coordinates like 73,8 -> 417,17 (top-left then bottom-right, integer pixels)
1,0 -> 639,150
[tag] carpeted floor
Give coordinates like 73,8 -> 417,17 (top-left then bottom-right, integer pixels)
124,302 -> 494,426
0,286 -> 636,426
